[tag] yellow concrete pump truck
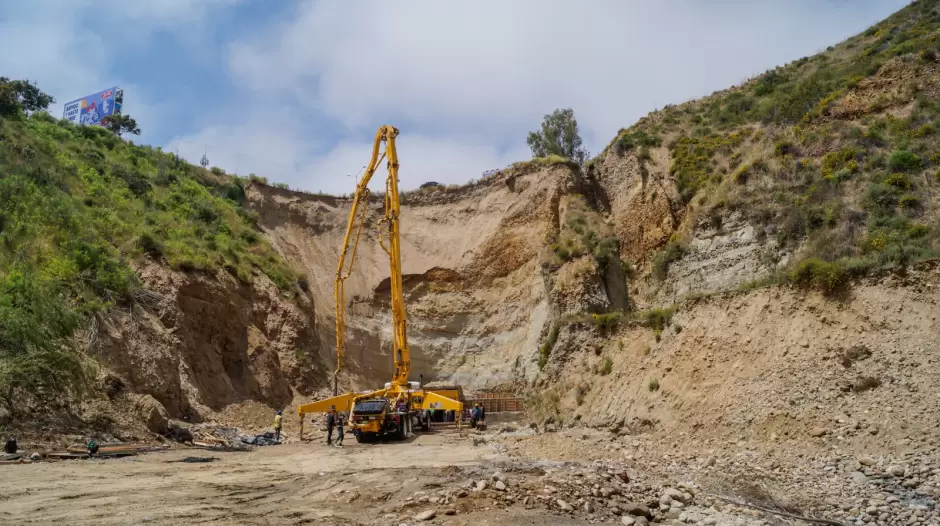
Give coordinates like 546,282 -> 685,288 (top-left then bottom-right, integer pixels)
297,125 -> 463,443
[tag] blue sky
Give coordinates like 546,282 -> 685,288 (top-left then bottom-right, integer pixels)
0,0 -> 910,195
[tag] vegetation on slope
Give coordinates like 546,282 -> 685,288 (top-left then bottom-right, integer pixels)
0,82 -> 299,420
596,0 -> 940,292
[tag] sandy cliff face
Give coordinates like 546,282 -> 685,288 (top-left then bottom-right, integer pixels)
245,168 -> 572,391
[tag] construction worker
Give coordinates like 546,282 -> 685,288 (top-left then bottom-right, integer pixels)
326,405 -> 337,445
470,405 -> 478,428
335,412 -> 345,447
3,436 -> 16,454
87,438 -> 99,457
273,410 -> 283,442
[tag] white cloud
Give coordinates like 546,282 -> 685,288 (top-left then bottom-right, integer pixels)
306,135 -> 530,195
167,117 -> 529,195
166,112 -> 314,181
229,0 -> 910,149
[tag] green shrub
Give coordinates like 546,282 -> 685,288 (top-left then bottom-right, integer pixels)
600,357 -> 613,375
899,194 -> 921,210
888,150 -> 922,171
790,258 -> 847,292
773,139 -> 797,157
538,324 -> 560,369
648,379 -> 660,392
642,306 -> 676,333
614,130 -> 662,153
652,241 -> 686,280
883,172 -> 912,189
620,259 -> 636,279
591,312 -> 620,335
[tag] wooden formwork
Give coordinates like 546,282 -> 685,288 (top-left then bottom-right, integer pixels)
465,392 -> 525,413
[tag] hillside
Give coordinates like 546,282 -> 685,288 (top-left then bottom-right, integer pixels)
0,108 -> 328,436
590,0 -> 940,301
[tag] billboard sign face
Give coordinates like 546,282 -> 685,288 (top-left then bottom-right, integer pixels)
62,87 -> 122,127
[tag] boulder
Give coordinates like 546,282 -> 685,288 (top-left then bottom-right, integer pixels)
132,394 -> 169,434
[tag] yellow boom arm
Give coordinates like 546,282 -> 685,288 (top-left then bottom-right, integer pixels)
332,125 -> 411,393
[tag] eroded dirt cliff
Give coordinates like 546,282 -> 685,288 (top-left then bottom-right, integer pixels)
91,262 -> 326,422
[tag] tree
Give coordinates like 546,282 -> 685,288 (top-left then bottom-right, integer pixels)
104,114 -> 141,137
0,77 -> 55,117
200,153 -> 209,168
526,108 -> 588,164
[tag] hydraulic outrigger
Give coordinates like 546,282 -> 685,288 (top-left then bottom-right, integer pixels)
297,126 -> 463,442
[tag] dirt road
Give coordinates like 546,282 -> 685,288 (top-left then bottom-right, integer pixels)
0,432 -> 597,526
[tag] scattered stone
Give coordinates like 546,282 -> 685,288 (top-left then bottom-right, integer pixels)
494,480 -> 507,491
858,456 -> 877,467
557,499 -> 574,511
887,465 -> 905,477
809,427 -> 827,438
584,501 -> 595,513
474,480 -> 487,492
415,509 -> 436,521
664,487 -> 691,504
621,517 -> 636,526
850,471 -> 869,485
623,502 -> 652,519
444,508 -> 456,516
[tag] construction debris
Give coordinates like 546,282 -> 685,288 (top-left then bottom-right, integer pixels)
239,431 -> 280,446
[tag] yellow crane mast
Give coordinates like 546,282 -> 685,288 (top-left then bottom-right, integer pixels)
297,125 -> 463,442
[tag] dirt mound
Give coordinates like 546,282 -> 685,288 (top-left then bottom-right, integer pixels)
531,262 -> 940,453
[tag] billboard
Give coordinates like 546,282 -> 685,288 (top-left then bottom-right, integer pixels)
62,87 -> 123,127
